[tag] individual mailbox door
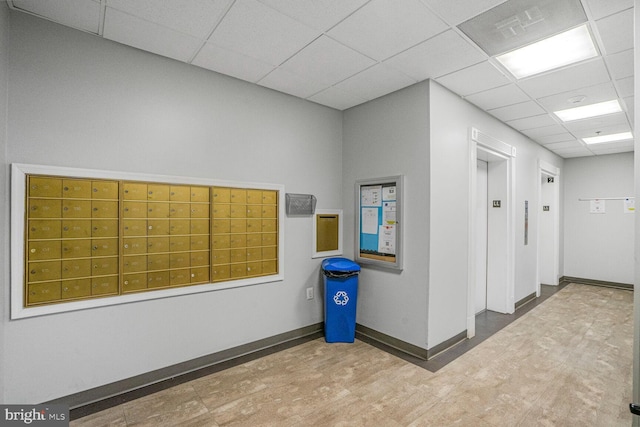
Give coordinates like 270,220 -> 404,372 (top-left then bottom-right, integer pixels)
230,263 -> 247,278
229,234 -> 246,248
213,249 -> 230,264
191,187 -> 210,202
92,201 -> 119,218
262,191 -> 277,204
169,236 -> 190,252
190,219 -> 209,235
246,219 -> 261,233
191,236 -> 209,251
91,238 -> 118,257
212,219 -> 230,234
246,261 -> 262,276
123,182 -> 147,200
29,177 -> 62,198
190,204 -> 210,218
147,236 -> 170,253
61,239 -> 91,258
212,204 -> 230,218
147,254 -> 170,270
62,220 -> 91,238
230,189 -> 246,204
62,179 -> 92,199
28,260 -> 61,282
212,265 -> 230,281
123,273 -> 147,292
261,205 -> 276,218
246,234 -> 261,247
29,199 -> 62,219
147,219 -> 170,236
123,219 -> 147,237
230,219 -> 246,234
169,203 -> 190,218
246,205 -> 261,218
262,246 -> 277,260
29,220 -> 61,239
123,255 -> 147,273
147,184 -> 170,201
190,251 -> 209,267
123,201 -> 147,218
262,260 -> 277,274
246,248 -> 262,262
230,248 -> 246,263
246,190 -> 262,204
92,180 -> 119,199
147,202 -> 170,219
91,257 -> 118,276
212,187 -> 230,203
262,233 -> 277,246
92,220 -> 119,238
212,235 -> 230,249
91,276 -> 118,295
62,259 -> 91,279
190,267 -> 209,283
229,204 -> 246,218
62,200 -> 92,218
123,237 -> 147,255
169,219 -> 190,235
28,241 -> 61,261
61,278 -> 91,299
262,219 -> 277,233
28,282 -> 61,304
170,269 -> 191,286
147,271 -> 170,288
170,253 -> 190,269
169,185 -> 190,202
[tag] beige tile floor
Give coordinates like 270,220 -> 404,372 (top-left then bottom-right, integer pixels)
71,284 -> 634,426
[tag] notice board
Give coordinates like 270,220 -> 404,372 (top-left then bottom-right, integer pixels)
355,176 -> 403,270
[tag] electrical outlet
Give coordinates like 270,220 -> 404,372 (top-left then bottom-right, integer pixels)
306,287 -> 314,300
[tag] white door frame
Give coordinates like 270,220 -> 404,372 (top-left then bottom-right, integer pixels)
536,160 -> 560,296
467,128 -> 516,338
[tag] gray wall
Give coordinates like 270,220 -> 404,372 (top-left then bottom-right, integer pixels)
343,81 -> 431,350
563,153 -> 634,284
4,12 -> 342,403
0,1 -> 10,405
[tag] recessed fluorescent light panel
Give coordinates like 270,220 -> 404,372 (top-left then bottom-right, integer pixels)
495,24 -> 598,79
554,99 -> 622,122
583,132 -> 633,144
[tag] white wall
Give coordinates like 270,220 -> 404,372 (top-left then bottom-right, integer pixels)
0,1 -> 10,405
4,12 -> 343,403
342,81 -> 430,350
563,153 -> 634,284
428,81 -> 563,347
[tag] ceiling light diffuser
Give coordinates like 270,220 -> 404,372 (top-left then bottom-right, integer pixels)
495,24 -> 598,79
554,100 -> 622,122
583,132 -> 633,145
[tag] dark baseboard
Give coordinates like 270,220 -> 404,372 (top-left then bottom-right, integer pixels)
515,292 -> 537,310
50,323 -> 323,419
559,276 -> 633,291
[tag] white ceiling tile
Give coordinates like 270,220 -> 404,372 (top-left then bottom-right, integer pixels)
616,76 -> 634,98
256,0 -> 368,31
334,63 -> 416,101
545,140 -> 583,150
536,82 -> 618,111
106,0 -> 232,39
506,114 -> 557,131
521,124 -> 569,139
606,49 -> 633,81
488,101 -> 546,122
308,87 -> 368,110
258,68 -> 329,99
535,132 -> 576,144
435,61 -> 510,96
552,146 -> 594,156
192,43 -> 274,83
278,35 -> 376,87
12,0 -> 101,33
420,0 -> 508,26
103,8 -> 202,62
384,30 -> 486,81
583,0 -> 633,20
208,0 -> 320,66
565,116 -> 631,137
328,0 -> 447,61
464,84 -> 529,110
518,59 -> 611,99
596,8 -> 633,55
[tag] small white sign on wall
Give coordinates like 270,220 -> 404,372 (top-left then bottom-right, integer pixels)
624,198 -> 635,214
590,199 -> 605,214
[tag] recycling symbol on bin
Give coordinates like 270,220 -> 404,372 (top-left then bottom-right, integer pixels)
333,291 -> 349,306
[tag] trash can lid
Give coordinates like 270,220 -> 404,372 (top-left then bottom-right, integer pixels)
321,257 -> 361,273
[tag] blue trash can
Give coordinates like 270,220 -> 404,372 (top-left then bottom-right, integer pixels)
322,257 -> 360,343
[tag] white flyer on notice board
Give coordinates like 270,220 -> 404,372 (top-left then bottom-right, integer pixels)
378,225 -> 395,254
383,201 -> 396,225
362,207 -> 379,234
361,185 -> 382,207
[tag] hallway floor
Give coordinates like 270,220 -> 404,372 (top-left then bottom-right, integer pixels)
70,284 -> 633,426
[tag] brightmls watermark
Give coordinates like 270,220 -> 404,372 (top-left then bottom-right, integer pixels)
0,405 -> 68,426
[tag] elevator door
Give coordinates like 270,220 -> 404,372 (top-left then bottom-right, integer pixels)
476,159 -> 488,314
